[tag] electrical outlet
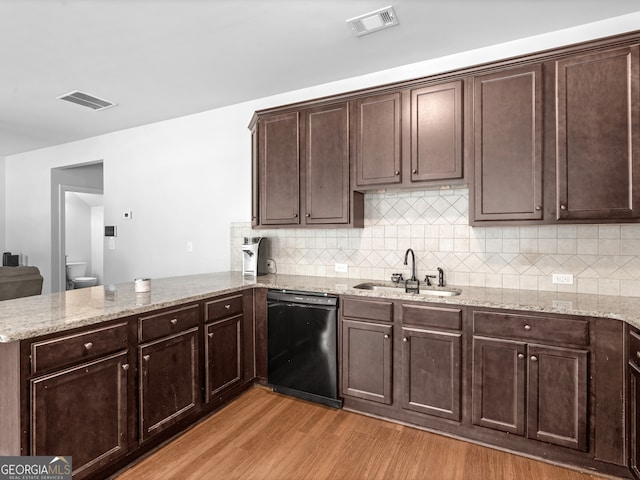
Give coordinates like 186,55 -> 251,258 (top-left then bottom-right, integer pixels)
552,273 -> 574,285
553,300 -> 574,309
334,263 -> 348,273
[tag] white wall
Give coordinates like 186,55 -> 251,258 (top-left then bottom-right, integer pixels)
5,13 -> 640,292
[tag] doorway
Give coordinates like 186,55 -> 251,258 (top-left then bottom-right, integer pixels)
51,162 -> 104,292
64,191 -> 104,290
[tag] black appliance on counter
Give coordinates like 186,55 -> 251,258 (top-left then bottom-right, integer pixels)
267,289 -> 342,408
2,252 -> 19,266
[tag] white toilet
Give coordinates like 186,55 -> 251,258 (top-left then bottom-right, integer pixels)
66,262 -> 98,289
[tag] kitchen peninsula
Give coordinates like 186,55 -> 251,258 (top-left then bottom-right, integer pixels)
0,271 -> 638,479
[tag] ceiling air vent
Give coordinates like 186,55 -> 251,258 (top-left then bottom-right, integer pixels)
346,6 -> 399,37
57,90 -> 116,111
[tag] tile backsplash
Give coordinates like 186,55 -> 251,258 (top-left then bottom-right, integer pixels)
231,188 -> 640,297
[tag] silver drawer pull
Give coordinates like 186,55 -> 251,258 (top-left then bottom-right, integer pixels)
170,318 -> 178,325
517,353 -> 525,359
524,324 -> 531,331
143,355 -> 150,362
84,342 -> 93,350
122,364 -> 129,371
224,304 -> 231,310
530,355 -> 538,362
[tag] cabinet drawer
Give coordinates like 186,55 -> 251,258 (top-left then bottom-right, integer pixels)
31,322 -> 128,375
205,294 -> 243,321
629,330 -> 640,367
473,311 -> 589,347
342,297 -> 393,323
139,304 -> 200,342
402,304 -> 462,330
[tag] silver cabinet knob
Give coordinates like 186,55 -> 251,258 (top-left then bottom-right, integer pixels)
524,324 -> 531,331
170,318 -> 178,325
306,213 -> 311,218
293,213 -> 298,218
517,353 -> 525,359
122,364 -> 129,371
412,169 -> 417,174
394,171 -> 400,176
402,337 -> 408,343
208,332 -> 214,338
225,304 -> 231,310
84,342 -> 93,350
383,334 -> 390,339
560,204 -> 567,210
143,354 -> 150,362
530,356 -> 538,362
535,205 -> 542,211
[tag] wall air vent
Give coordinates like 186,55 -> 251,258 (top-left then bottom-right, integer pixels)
346,6 -> 399,37
57,90 -> 116,111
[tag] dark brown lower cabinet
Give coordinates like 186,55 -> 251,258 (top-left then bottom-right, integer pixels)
629,328 -> 640,478
341,319 -> 393,404
139,328 -> 199,443
401,327 -> 461,421
205,315 -> 243,401
631,363 -> 640,478
472,336 -> 588,451
31,351 -> 129,480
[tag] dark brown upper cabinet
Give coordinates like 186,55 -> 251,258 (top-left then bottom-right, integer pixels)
304,103 -> 351,225
353,82 -> 464,190
410,81 -> 464,182
555,45 -> 640,221
257,112 -> 301,226
471,43 -> 640,225
470,65 -> 544,223
353,92 -> 402,187
250,31 -> 640,227
252,104 -> 363,228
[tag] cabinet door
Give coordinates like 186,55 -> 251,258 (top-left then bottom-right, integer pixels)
250,120 -> 259,227
341,319 -> 393,404
139,328 -> 199,443
205,315 -> 242,401
410,81 -> 463,182
304,103 -> 350,224
630,362 -> 640,478
31,352 -> 128,480
556,46 -> 640,220
354,92 -> 402,187
472,337 -> 526,435
258,112 -> 300,225
527,344 -> 588,451
402,327 -> 461,421
472,64 -> 544,222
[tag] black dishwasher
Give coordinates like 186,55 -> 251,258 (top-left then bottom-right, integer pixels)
267,290 -> 342,408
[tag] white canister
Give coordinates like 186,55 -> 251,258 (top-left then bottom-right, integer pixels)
134,278 -> 151,293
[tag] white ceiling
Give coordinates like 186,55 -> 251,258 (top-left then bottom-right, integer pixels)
2,0 -> 639,157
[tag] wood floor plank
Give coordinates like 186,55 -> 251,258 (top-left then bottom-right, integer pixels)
115,388 -> 608,480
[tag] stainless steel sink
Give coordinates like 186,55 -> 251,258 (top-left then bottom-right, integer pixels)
353,282 -> 462,297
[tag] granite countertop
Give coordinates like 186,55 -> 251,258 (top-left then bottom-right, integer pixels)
1,271 -> 640,343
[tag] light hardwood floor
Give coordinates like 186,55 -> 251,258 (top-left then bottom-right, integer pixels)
116,387 -> 608,480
